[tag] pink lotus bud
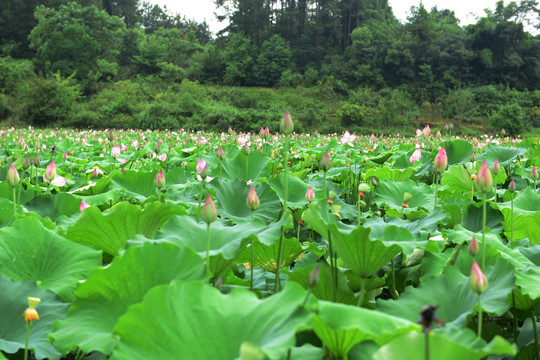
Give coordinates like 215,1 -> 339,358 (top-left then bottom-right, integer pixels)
532,166 -> 539,180
476,160 -> 493,192
306,186 -> 315,203
433,147 -> 447,173
63,152 -> 68,161
246,186 -> 260,211
422,125 -> 430,136
44,161 -> 56,181
509,179 -> 516,193
216,146 -> 225,160
80,200 -> 91,211
154,141 -> 161,154
436,130 -> 441,137
243,143 -> 250,156
35,141 -> 40,149
308,264 -> 320,288
111,145 -> 120,158
33,154 -> 40,167
416,129 -> 421,136
319,151 -> 332,172
22,156 -> 31,170
196,158 -> 208,179
18,136 -> 24,148
492,160 -> 500,176
280,109 -> 294,135
265,127 -> 270,139
259,127 -> 265,138
470,260 -> 488,294
470,152 -> 476,162
201,194 -> 217,224
469,237 -> 479,256
7,163 -> 19,187
409,148 -> 422,164
154,169 -> 166,188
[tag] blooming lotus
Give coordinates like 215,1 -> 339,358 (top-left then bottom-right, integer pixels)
80,200 -> 91,211
340,130 -> 357,145
409,149 -> 421,164
111,145 -> 120,158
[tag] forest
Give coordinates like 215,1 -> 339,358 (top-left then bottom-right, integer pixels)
0,0 -> 540,135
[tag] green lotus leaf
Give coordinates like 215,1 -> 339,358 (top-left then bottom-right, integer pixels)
221,150 -> 270,181
377,259 -> 515,327
236,236 -> 306,273
59,201 -> 184,256
0,275 -> 69,360
476,144 -> 527,167
51,242 -> 206,355
441,139 -> 474,166
110,281 -> 310,360
209,179 -> 281,223
364,208 -> 448,239
311,300 -> 419,359
268,172 -> 311,209
374,179 -> 434,216
0,217 -> 101,302
110,170 -> 159,202
441,164 -> 474,195
515,267 -> 540,300
284,263 -> 357,305
23,192 -> 82,221
365,166 -> 414,182
461,201 -> 504,233
374,327 -> 515,360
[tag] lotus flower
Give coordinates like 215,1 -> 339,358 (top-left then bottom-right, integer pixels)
422,125 -> 430,136
216,146 -> 225,160
492,160 -> 500,176
44,161 -> 57,181
196,158 -> 208,180
476,160 -> 493,192
308,264 -> 320,288
243,143 -> 250,155
532,166 -> 539,180
6,163 -> 19,187
306,186 -> 315,202
470,260 -> 488,294
111,145 -> 120,158
201,194 -> 217,224
416,129 -> 422,136
22,156 -> 31,170
433,147 -> 447,173
154,169 -> 166,188
280,109 -> 294,135
409,148 -> 421,164
509,179 -> 516,193
246,186 -> 260,211
80,200 -> 91,211
319,151 -> 332,172
469,237 -> 479,256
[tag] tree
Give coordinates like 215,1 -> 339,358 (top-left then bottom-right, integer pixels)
255,34 -> 292,86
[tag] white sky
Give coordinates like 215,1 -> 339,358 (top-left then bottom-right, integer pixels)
150,0 -> 531,35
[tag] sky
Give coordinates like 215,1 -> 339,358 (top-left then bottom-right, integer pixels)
149,0 -> 521,35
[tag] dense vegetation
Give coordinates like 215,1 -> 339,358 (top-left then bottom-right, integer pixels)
0,0 -> 540,134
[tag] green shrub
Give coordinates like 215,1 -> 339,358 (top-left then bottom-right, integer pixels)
338,102 -> 366,127
134,102 -> 179,130
489,103 -> 525,135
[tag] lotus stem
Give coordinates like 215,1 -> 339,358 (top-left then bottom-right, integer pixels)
391,258 -> 399,299
433,173 -> 438,208
206,223 -> 211,276
250,211 -> 254,291
328,230 -> 337,302
477,294 -> 483,338
197,181 -> 204,223
275,135 -> 289,292
532,310 -> 539,360
357,277 -> 366,307
12,186 -> 17,217
24,322 -> 30,360
481,192 -> 487,270
511,195 -> 514,242
425,331 -> 430,360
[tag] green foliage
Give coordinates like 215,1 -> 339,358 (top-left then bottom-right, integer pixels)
134,101 -> 179,131
223,34 -> 256,86
254,35 -> 292,87
490,103 -> 525,135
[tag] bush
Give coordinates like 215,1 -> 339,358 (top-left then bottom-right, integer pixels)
134,102 -> 179,130
489,103 -> 525,135
338,102 -> 366,127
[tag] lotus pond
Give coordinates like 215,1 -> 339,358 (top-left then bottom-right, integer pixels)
0,124 -> 539,360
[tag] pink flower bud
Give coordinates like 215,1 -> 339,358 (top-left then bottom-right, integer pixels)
154,169 -> 166,188
422,125 -> 430,137
243,143 -> 250,155
196,158 -> 208,179
409,148 -> 421,164
246,186 -> 260,211
469,237 -> 479,256
476,160 -> 493,192
306,186 -> 315,203
280,109 -> 294,135
509,179 -> 516,193
532,166 -> 539,180
216,146 -> 225,160
63,152 -> 68,161
7,163 -> 19,187
319,151 -> 332,172
44,161 -> 56,181
308,264 -> 320,288
470,152 -> 476,162
22,156 -> 31,170
470,260 -> 488,294
80,200 -> 91,211
491,160 -> 500,176
201,194 -> 217,224
111,145 -> 120,158
433,147 -> 447,173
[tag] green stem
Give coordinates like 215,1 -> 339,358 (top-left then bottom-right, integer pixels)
24,322 -> 30,360
357,277 -> 366,307
246,155 -> 249,181
275,226 -> 284,292
302,289 -> 312,307
328,230 -> 337,302
391,258 -> 398,299
433,173 -> 438,208
274,136 -> 290,293
284,136 -> 289,210
477,294 -> 483,338
481,192 -> 487,270
197,181 -> 204,223
12,186 -> 17,217
532,310 -> 539,360
425,331 -> 430,360
323,171 -> 328,203
206,223 -> 211,277
250,211 -> 254,291
511,196 -> 514,242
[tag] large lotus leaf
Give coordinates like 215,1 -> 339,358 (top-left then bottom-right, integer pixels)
498,187 -> 540,216
73,189 -> 123,207
365,224 -> 438,256
441,164 -> 474,195
515,267 -> 540,300
364,208 -> 448,238
0,217 -> 101,302
236,236 -> 307,273
497,188 -> 540,243
23,192 -> 81,221
445,226 -> 534,270
268,172 -> 311,209
110,170 -> 158,201
461,201 -> 504,233
311,300 -> 419,359
209,179 -> 281,223
51,242 -> 206,355
110,281 -> 310,360
221,150 -> 270,181
365,166 -> 414,182
377,259 -> 515,327
0,197 -> 15,226
374,179 -> 434,216
476,144 -> 527,167
441,139 -> 474,166
59,201 -> 184,255
284,263 -> 357,305
328,225 -> 401,278
374,327 -> 515,360
0,275 -> 69,360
